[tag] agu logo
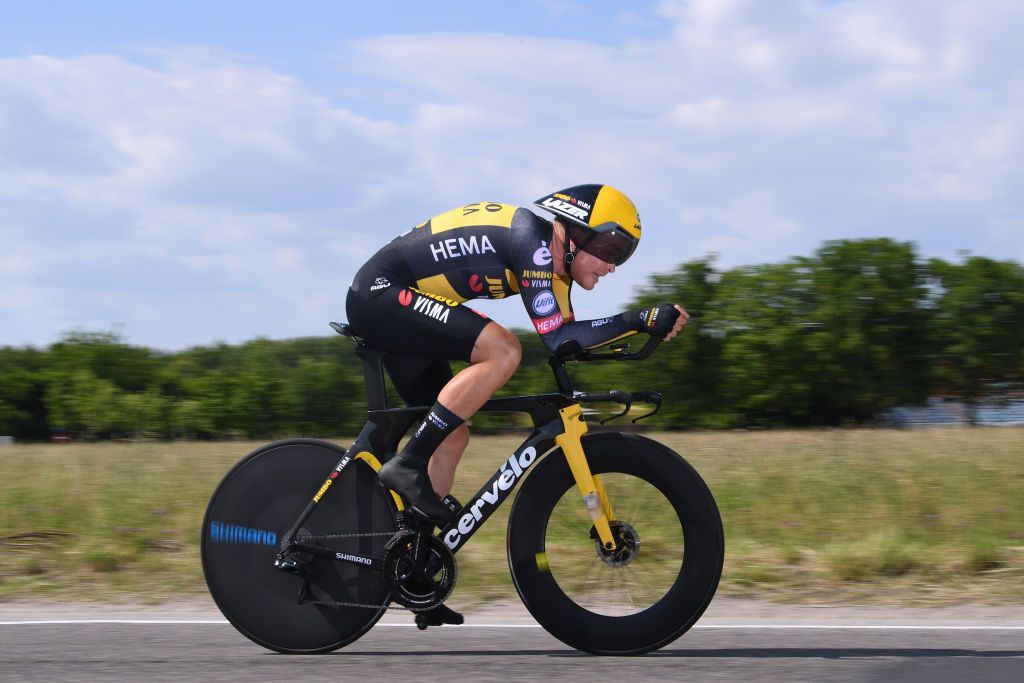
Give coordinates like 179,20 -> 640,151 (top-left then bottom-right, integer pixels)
398,290 -> 413,306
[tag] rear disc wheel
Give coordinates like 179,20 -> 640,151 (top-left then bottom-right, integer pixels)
201,439 -> 396,653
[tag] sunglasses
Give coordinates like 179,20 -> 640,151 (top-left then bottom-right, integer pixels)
569,222 -> 639,266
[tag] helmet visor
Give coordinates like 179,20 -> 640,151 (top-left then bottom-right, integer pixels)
570,222 -> 639,266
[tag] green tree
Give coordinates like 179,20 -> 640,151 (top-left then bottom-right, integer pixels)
927,255 -> 1024,422
807,239 -> 932,421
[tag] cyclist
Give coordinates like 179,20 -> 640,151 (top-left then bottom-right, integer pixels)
345,184 -> 687,623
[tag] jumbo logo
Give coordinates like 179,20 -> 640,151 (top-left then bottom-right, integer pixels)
485,276 -> 505,299
313,477 -> 333,502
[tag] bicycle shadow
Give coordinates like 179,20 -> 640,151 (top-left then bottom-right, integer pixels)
326,647 -> 1024,659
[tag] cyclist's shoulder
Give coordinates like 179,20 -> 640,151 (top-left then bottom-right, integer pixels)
418,202 -> 539,232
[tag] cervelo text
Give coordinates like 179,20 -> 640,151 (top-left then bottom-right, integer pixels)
443,445 -> 539,549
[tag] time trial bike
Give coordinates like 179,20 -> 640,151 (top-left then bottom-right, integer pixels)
201,322 -> 723,655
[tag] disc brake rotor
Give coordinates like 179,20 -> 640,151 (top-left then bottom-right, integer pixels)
592,521 -> 640,567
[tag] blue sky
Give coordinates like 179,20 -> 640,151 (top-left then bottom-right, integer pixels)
2,1 -> 1022,350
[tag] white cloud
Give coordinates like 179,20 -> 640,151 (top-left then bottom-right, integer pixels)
2,1 -> 1023,348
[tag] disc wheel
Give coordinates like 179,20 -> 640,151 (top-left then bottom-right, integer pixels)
507,432 -> 723,655
201,439 -> 397,653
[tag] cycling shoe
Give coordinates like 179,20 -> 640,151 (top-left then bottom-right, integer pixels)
415,603 -> 464,630
378,454 -> 458,527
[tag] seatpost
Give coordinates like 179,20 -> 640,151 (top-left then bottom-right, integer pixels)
355,346 -> 389,411
549,357 -> 575,396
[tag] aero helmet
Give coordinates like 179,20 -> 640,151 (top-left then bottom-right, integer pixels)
533,184 -> 641,267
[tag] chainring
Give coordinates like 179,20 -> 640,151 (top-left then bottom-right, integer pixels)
382,530 -> 457,610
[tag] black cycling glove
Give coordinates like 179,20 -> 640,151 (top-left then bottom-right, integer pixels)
630,303 -> 680,338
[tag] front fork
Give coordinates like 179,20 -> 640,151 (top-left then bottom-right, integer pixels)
555,404 -> 618,551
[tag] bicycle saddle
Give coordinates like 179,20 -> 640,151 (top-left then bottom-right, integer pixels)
329,321 -> 363,343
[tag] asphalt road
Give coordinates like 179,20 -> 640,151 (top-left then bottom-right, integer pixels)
1,620 -> 1021,683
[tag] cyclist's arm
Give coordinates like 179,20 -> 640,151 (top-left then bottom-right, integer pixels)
540,313 -> 641,352
520,276 -> 642,351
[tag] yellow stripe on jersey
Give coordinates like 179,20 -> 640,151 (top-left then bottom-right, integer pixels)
553,274 -> 573,319
414,273 -> 467,303
586,329 -> 638,350
505,268 -> 520,294
429,202 -> 518,234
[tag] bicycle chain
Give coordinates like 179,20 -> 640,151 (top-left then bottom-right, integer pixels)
307,531 -> 396,540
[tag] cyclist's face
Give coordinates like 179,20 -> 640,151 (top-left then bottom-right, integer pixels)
570,248 -> 615,291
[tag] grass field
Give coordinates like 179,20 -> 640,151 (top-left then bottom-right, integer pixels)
1,428 -> 1021,606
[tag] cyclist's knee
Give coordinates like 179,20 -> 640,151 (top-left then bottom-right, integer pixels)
475,324 -> 522,378
493,333 -> 522,379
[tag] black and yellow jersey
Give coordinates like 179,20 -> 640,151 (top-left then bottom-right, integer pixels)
353,202 -> 640,352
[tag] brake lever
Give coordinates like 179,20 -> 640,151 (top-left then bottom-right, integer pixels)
598,390 -> 633,424
630,390 -> 663,423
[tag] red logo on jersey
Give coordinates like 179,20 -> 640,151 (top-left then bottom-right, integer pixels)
398,290 -> 413,306
533,313 -> 564,334
469,274 -> 484,293
521,278 -> 530,288
469,308 -> 489,319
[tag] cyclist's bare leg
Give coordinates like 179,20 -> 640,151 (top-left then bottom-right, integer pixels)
439,322 -> 522,415
427,322 -> 522,496
428,424 -> 469,496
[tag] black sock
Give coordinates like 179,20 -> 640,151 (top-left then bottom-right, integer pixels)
401,402 -> 464,462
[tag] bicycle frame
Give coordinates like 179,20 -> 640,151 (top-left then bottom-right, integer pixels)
277,326 -> 662,572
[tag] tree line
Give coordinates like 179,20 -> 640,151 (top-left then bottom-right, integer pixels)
2,238 -> 1022,440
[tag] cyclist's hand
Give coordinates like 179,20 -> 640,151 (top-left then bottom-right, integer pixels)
663,305 -> 689,342
635,303 -> 687,339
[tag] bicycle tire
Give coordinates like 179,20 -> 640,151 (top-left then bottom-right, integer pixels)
201,438 -> 396,653
507,432 -> 723,655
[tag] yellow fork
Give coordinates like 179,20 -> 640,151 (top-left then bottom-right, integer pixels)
554,404 -> 617,550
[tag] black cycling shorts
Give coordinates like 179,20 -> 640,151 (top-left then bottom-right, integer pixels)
345,265 -> 492,407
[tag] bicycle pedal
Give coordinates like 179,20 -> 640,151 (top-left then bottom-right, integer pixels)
414,604 -> 464,630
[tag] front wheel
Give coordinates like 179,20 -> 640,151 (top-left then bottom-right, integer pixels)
507,432 -> 723,655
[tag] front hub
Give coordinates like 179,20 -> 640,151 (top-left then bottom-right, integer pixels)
591,521 -> 640,567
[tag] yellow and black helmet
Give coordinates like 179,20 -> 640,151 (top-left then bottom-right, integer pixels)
533,184 -> 642,266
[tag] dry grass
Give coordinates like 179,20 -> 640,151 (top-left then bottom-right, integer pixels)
1,427 -> 1022,606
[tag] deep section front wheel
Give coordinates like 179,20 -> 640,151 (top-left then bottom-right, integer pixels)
507,432 -> 723,655
201,438 -> 396,653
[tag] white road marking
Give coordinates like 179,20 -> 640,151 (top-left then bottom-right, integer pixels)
0,620 -> 1022,630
